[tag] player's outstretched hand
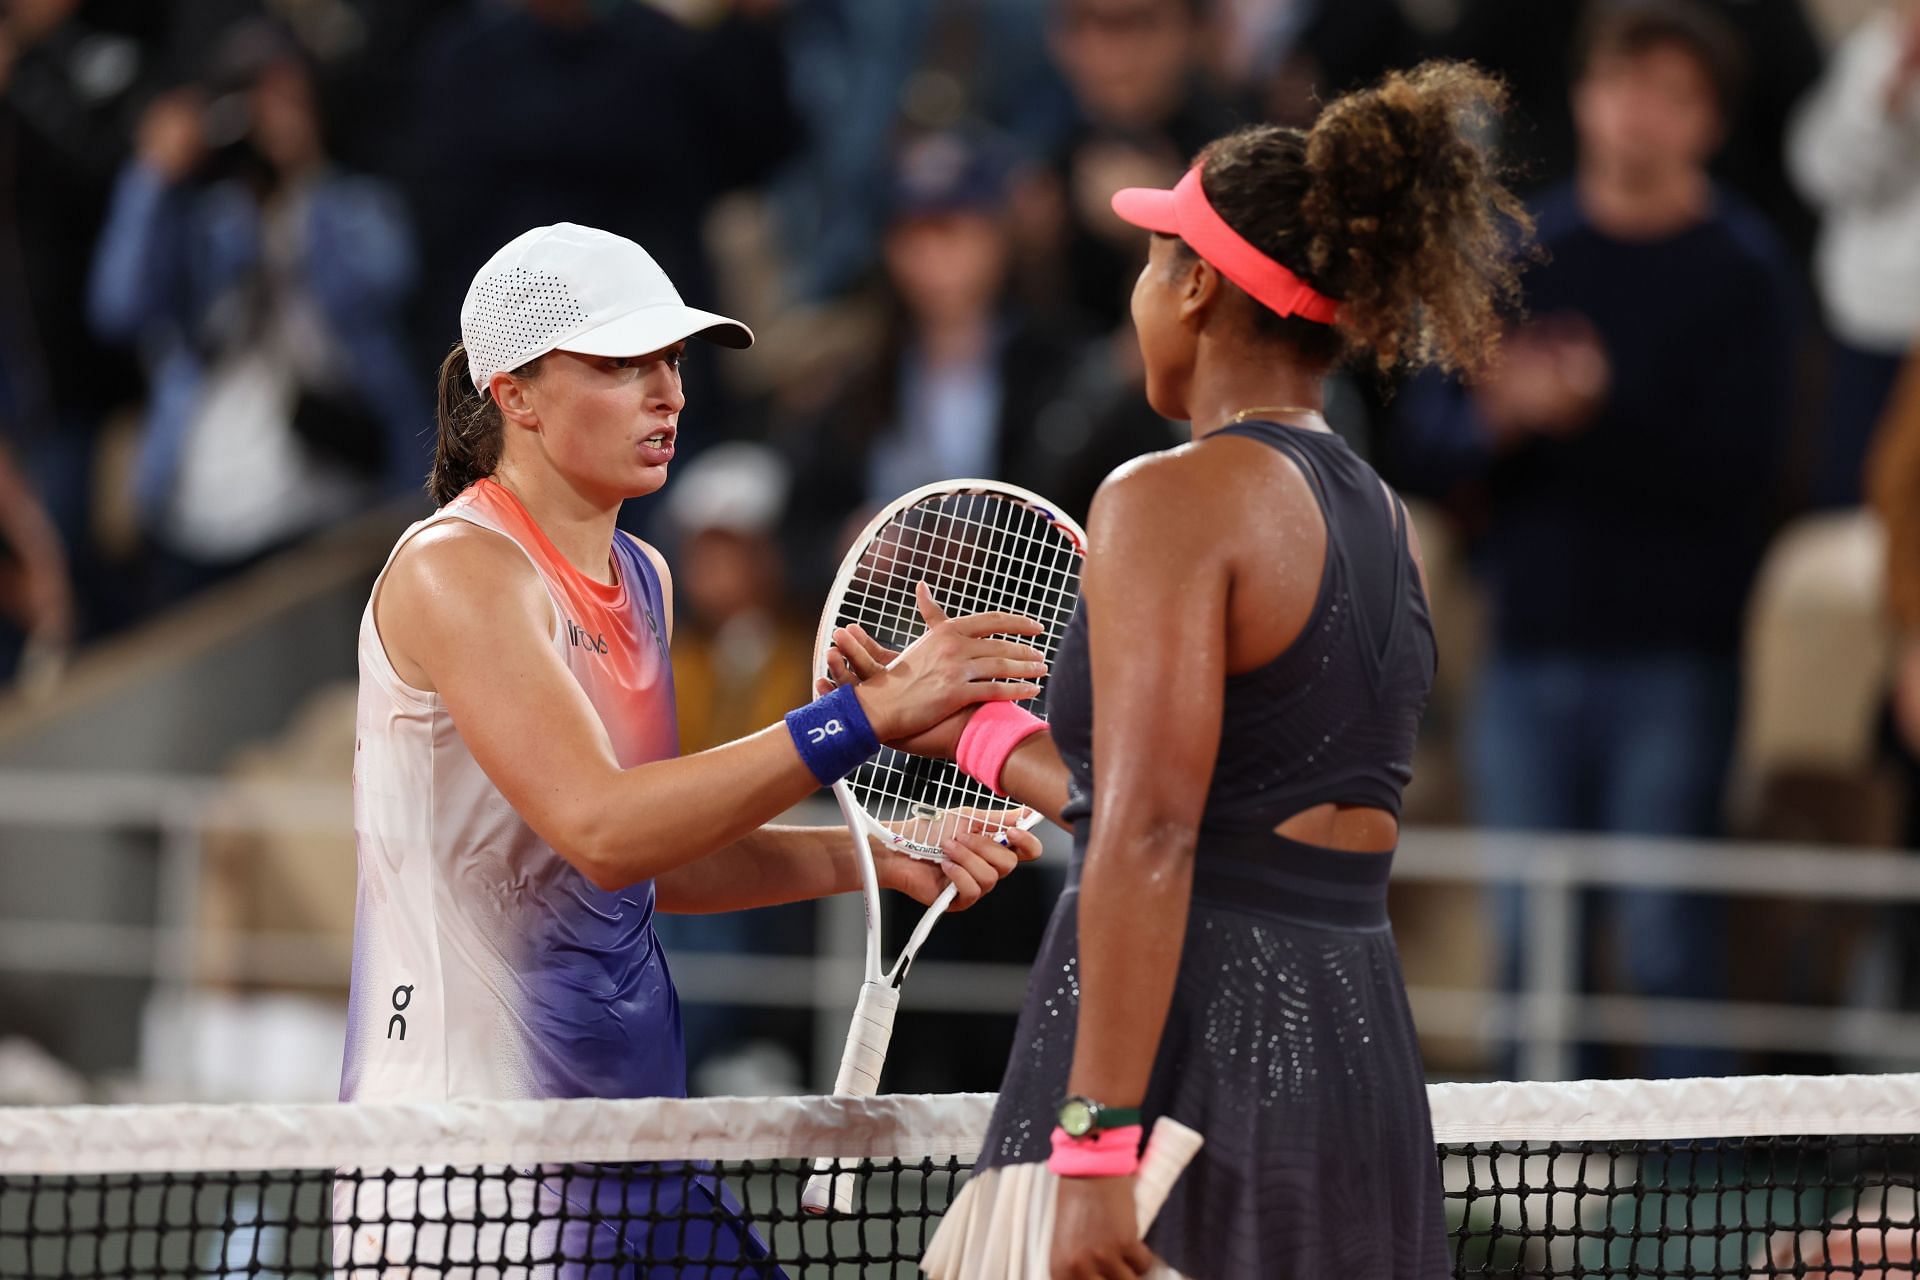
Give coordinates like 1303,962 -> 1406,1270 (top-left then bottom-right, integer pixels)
871,806 -> 1043,910
849,582 -> 1044,742
824,585 -> 1030,759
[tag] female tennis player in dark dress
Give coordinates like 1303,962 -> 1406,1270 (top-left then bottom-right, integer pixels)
830,64 -> 1528,1279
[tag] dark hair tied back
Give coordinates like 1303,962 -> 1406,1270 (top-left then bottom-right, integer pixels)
430,344 -> 541,506
1194,61 -> 1533,373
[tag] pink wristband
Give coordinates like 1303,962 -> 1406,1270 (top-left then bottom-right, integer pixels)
955,702 -> 1047,796
1047,1124 -> 1143,1178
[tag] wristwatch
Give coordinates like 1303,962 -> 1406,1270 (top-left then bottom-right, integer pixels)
1056,1094 -> 1143,1138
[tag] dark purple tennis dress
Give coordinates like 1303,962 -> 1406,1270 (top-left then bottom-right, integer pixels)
973,419 -> 1450,1278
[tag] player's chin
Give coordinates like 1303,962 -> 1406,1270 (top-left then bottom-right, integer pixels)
625,461 -> 671,497
1141,372 -> 1185,424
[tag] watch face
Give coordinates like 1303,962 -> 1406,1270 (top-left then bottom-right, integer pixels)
1059,1097 -> 1095,1137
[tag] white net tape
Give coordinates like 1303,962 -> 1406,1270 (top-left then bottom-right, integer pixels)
9,1075 -> 1920,1176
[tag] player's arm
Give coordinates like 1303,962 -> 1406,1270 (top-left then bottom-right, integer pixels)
1048,453 -> 1228,1276
994,733 -> 1073,830
628,534 -> 1040,909
824,632 -> 1076,830
377,523 -> 1046,892
1064,453 -> 1225,1114
653,819 -> 1039,913
624,532 -> 1040,909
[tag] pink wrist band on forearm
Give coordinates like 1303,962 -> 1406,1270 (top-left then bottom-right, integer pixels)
954,702 -> 1047,796
1047,1124 -> 1143,1178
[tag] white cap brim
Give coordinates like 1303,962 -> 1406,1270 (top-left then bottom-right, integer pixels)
557,302 -> 754,358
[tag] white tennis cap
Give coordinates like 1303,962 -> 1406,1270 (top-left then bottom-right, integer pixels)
460,222 -> 754,393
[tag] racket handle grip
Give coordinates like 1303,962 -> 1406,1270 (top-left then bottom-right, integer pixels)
802,981 -> 900,1215
829,979 -> 900,1097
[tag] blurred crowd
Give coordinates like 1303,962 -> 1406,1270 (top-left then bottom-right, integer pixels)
8,0 -> 1920,1086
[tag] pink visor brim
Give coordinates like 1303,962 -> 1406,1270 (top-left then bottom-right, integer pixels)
1111,185 -> 1181,236
1108,169 -> 1341,326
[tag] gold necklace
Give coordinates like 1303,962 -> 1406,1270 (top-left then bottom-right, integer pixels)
1220,405 -> 1323,428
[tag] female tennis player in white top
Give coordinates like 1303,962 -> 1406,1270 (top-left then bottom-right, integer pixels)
344,222 -> 1047,1112
337,224 -> 1050,1276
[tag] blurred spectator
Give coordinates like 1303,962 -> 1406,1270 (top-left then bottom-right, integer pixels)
666,442 -> 813,755
773,0 -> 1072,300
783,130 -> 1096,586
0,443 -> 74,692
88,22 -> 422,607
1432,0 -> 1822,252
0,0 -> 151,636
1869,346 -> 1920,847
293,0 -> 472,177
400,0 -> 799,465
1040,0 -> 1243,328
110,1 -> 469,178
772,0 -> 1410,305
771,0 -> 941,301
1397,0 -> 1798,1078
1788,2 -> 1920,507
1206,0 -> 1414,127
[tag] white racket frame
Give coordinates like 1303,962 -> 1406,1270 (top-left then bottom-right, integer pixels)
802,479 -> 1088,1215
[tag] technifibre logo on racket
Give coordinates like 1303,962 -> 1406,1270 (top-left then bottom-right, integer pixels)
808,719 -> 846,744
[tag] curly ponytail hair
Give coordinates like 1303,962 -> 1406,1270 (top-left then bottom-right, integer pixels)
1184,61 -> 1532,373
429,343 -> 541,506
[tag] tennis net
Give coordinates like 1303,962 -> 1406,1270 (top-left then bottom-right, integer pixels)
3,1074 -> 1918,1277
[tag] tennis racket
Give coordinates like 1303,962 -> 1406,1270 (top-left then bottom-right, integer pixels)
801,479 -> 1088,1215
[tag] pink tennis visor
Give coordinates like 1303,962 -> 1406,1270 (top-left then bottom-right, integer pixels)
1111,167 -> 1341,326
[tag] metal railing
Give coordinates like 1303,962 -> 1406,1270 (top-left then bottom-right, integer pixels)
6,769 -> 1920,1092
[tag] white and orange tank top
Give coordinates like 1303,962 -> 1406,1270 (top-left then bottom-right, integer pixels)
342,478 -> 683,1103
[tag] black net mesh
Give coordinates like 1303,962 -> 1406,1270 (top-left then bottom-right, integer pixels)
6,1102 -> 1920,1277
1442,1134 -> 1920,1277
2,1158 -> 966,1279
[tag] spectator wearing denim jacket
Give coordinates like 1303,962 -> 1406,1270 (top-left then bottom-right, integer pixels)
89,28 -> 423,605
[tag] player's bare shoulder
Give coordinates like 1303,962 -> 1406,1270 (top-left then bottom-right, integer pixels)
1089,433 -> 1303,549
1094,442 -> 1212,518
376,522 -> 551,690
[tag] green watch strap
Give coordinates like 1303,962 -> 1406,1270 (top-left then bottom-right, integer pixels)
1057,1095 -> 1143,1136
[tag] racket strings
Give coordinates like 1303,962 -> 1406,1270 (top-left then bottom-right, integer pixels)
833,492 -> 1083,854
842,502 -> 1080,648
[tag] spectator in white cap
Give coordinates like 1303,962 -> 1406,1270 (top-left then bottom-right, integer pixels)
663,442 -> 814,756
333,222 -> 1048,1275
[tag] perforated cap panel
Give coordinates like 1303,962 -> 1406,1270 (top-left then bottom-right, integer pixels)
463,267 -> 592,392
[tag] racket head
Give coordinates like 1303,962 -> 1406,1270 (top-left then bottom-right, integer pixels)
817,480 -> 1087,858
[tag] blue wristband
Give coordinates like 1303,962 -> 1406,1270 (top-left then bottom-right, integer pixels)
785,684 -> 882,787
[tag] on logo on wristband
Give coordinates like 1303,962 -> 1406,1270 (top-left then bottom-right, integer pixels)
786,686 -> 880,787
